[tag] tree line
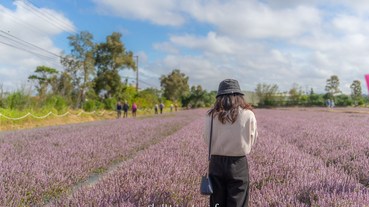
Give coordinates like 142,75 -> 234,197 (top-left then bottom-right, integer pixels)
0,31 -> 368,112
256,75 -> 368,107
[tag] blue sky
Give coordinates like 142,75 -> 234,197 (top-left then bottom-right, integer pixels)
1,0 -> 369,94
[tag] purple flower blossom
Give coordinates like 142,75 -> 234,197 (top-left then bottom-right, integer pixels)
1,108 -> 369,206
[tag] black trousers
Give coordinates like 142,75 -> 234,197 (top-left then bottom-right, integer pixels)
209,155 -> 249,207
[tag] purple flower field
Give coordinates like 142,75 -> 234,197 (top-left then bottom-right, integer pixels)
1,108 -> 369,206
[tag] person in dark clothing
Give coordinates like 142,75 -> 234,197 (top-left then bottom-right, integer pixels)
204,79 -> 258,207
123,101 -> 129,118
116,101 -> 122,118
159,102 -> 164,114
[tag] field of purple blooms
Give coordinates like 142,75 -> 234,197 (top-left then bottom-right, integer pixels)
1,107 -> 369,206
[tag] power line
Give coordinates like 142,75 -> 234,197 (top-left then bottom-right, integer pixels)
0,39 -> 58,61
0,30 -> 61,58
0,1 -> 75,66
139,79 -> 158,88
15,0 -> 75,35
121,76 -> 158,88
1,8 -> 44,35
25,0 -> 75,33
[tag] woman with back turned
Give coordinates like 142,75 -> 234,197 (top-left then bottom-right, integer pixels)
204,79 -> 258,207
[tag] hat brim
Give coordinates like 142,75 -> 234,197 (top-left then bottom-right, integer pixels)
216,90 -> 244,97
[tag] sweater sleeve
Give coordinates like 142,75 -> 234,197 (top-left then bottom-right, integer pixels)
249,112 -> 258,146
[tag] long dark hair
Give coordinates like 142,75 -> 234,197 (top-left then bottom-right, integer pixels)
208,94 -> 253,124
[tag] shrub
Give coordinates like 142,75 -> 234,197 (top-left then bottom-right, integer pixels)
5,91 -> 30,110
44,96 -> 68,112
83,100 -> 96,112
103,98 -> 117,110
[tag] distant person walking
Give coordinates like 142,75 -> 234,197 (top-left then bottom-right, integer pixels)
154,104 -> 159,114
159,102 -> 164,114
123,101 -> 129,118
132,102 -> 137,117
174,103 -> 178,111
170,104 -> 174,112
116,101 -> 122,118
326,99 -> 331,108
204,79 -> 258,207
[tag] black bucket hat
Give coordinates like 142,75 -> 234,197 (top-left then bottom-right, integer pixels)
216,79 -> 244,98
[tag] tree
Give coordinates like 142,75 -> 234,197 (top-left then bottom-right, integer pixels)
93,32 -> 135,98
182,85 -> 204,108
160,69 -> 190,101
288,83 -> 303,105
61,31 -> 96,108
255,83 -> 279,106
308,88 -> 324,106
135,87 -> 161,109
28,66 -> 58,99
350,80 -> 362,98
350,80 -> 363,106
51,71 -> 74,104
182,85 -> 216,108
335,94 -> 352,106
325,75 -> 341,98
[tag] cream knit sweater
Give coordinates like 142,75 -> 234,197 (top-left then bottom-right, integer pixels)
203,108 -> 258,156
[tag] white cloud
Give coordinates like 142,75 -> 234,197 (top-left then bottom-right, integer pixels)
169,32 -> 239,54
92,0 -> 185,26
336,0 -> 369,14
153,42 -> 180,54
186,1 -> 321,39
333,15 -> 364,33
0,1 -> 75,91
3,0 -> 369,96
89,0 -> 369,93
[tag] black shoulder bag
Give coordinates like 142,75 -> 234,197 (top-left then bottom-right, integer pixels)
200,115 -> 214,195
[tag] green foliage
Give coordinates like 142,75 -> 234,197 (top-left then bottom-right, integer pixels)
255,83 -> 279,107
28,66 -> 59,99
163,99 -> 172,109
181,85 -> 215,108
44,95 -> 68,112
308,93 -> 325,106
263,97 -> 280,107
95,101 -> 105,110
135,88 -> 161,109
120,85 -> 137,103
103,98 -> 117,110
160,69 -> 189,101
325,75 -> 341,96
288,83 -> 304,106
335,94 -> 352,106
351,97 -> 366,106
83,100 -> 96,112
5,91 -> 30,110
61,31 -> 96,108
94,70 -> 122,98
52,71 -> 74,101
350,80 -> 362,100
93,32 -> 135,98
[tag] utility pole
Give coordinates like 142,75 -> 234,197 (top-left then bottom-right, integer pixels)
134,55 -> 139,92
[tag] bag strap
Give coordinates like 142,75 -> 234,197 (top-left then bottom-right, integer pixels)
208,114 -> 213,161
